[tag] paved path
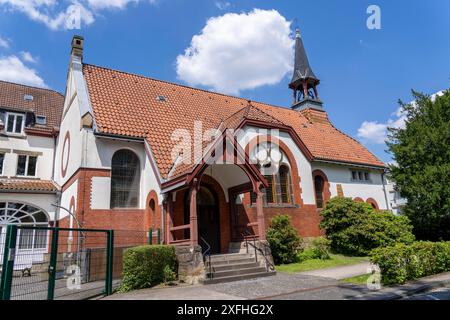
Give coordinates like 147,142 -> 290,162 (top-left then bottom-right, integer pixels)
298,262 -> 371,280
104,264 -> 450,300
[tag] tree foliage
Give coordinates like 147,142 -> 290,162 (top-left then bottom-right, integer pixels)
387,90 -> 450,240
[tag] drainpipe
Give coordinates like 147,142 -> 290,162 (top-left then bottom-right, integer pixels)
161,201 -> 165,244
381,170 -> 390,211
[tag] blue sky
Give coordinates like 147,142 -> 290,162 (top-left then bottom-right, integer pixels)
0,0 -> 449,163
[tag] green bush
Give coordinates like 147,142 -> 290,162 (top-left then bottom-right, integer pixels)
120,245 -> 177,292
267,214 -> 303,264
371,241 -> 450,285
320,197 -> 415,256
310,237 -> 331,260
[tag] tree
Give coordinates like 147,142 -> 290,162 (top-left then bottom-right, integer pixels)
387,90 -> 450,240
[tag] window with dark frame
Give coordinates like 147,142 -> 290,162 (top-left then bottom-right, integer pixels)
110,149 -> 140,209
314,175 -> 324,209
250,163 -> 293,206
0,153 -> 4,175
16,155 -> 37,177
351,170 -> 371,182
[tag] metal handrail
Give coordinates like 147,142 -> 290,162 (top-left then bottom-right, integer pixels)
241,230 -> 275,272
200,237 -> 213,279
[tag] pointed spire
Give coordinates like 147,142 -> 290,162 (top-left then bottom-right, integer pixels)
289,27 -> 323,111
289,29 -> 318,88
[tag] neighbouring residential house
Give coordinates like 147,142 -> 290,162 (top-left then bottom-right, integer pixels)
0,81 -> 64,262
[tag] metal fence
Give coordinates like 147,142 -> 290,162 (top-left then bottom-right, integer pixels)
0,226 -> 161,300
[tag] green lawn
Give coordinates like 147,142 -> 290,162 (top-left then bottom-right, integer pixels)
276,254 -> 369,273
340,273 -> 371,285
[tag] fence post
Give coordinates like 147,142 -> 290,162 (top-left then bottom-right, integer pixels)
0,225 -> 18,300
105,230 -> 114,296
47,227 -> 59,300
148,228 -> 153,245
157,229 -> 161,245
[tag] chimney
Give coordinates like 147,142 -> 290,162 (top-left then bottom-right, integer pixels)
71,35 -> 84,60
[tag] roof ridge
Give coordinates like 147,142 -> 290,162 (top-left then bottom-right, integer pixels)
82,63 -> 301,113
246,103 -> 285,124
0,79 -> 63,97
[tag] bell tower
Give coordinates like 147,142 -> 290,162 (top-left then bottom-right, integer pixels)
289,29 -> 323,111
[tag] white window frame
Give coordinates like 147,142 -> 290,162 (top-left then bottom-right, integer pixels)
16,154 -> 38,177
36,115 -> 46,125
5,112 -> 25,135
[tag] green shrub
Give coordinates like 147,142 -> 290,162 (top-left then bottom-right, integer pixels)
267,214 -> 303,264
320,197 -> 415,256
310,237 -> 331,260
120,245 -> 177,292
296,248 -> 316,262
371,241 -> 450,285
163,265 -> 176,283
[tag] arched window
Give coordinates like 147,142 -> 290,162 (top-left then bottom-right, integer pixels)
250,146 -> 293,206
0,202 -> 49,250
279,165 -> 292,204
110,149 -> 140,208
149,199 -> 156,226
314,175 -> 325,208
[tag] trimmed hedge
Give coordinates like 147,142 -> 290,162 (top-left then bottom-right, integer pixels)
120,245 -> 177,292
371,241 -> 450,285
320,197 -> 415,256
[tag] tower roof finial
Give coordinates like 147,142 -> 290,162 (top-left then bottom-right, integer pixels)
295,28 -> 301,38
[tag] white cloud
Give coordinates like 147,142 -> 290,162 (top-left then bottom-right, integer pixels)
0,55 -> 47,88
176,9 -> 294,95
0,36 -> 10,48
357,108 -> 407,144
0,0 -> 94,30
215,1 -> 230,10
87,0 -> 138,10
20,51 -> 37,63
357,91 -> 446,144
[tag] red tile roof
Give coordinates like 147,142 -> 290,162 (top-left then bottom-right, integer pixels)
0,80 -> 64,134
83,64 -> 385,180
0,179 -> 58,193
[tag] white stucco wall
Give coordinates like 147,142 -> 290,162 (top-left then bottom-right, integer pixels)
0,134 -> 55,179
59,179 -> 78,220
54,72 -> 84,186
311,162 -> 389,210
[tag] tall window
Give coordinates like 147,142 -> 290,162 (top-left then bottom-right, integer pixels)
16,155 -> 37,177
251,163 -> 293,205
110,150 -> 140,208
278,165 -> 292,204
314,175 -> 324,208
0,153 -> 4,175
6,112 -> 24,134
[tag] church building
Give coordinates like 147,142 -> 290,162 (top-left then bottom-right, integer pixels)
53,30 -> 388,264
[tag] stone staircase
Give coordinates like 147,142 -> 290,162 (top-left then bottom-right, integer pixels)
202,252 -> 276,285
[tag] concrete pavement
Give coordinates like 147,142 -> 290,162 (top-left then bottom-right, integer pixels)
102,264 -> 450,300
298,262 -> 371,280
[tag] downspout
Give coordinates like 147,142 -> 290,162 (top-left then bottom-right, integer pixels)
161,201 -> 165,244
381,170 -> 390,211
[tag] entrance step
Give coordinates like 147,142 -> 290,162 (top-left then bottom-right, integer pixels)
202,253 -> 276,285
228,242 -> 248,254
